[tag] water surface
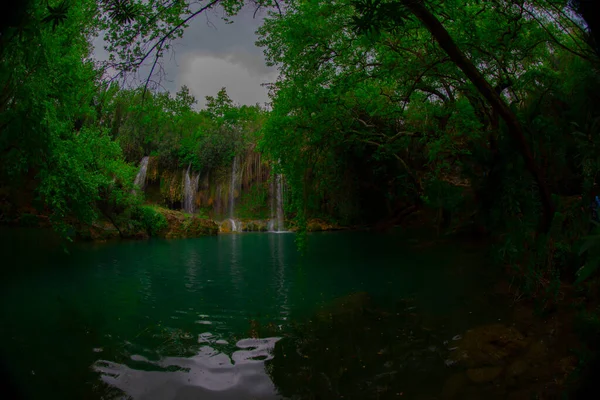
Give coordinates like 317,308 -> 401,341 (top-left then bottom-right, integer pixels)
0,229 -> 507,399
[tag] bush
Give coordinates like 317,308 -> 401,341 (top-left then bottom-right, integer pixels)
131,206 -> 168,236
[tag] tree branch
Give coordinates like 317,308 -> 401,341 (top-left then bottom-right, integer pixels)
523,5 -> 596,62
402,0 -> 555,233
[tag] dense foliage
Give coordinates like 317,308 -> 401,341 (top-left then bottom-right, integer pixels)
257,0 -> 600,288
0,0 -> 138,238
1,0 -> 600,289
0,0 -> 267,238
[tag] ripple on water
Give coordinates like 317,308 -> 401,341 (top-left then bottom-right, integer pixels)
233,338 -> 280,364
93,337 -> 282,400
198,332 -> 214,343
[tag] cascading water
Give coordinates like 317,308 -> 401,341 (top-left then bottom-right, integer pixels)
269,173 -> 285,232
133,156 -> 149,192
228,155 -> 241,232
275,174 -> 285,232
267,178 -> 276,232
183,164 -> 200,214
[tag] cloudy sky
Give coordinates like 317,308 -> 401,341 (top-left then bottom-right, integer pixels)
96,5 -> 278,109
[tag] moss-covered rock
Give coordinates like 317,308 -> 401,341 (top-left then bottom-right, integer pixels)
160,170 -> 184,205
219,219 -> 234,233
218,219 -> 270,233
146,156 -> 160,181
76,208 -> 217,241
305,218 -> 346,232
155,208 -> 218,238
242,219 -> 268,232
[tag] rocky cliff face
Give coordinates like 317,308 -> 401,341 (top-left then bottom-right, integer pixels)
140,150 -> 277,221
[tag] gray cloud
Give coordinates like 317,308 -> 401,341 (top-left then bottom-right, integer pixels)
224,49 -> 273,78
94,5 -> 277,108
178,53 -> 277,108
158,5 -> 276,107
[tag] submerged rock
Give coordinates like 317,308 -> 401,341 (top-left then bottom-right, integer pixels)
505,358 -> 528,379
444,318 -> 580,398
523,339 -> 548,363
266,291 -> 440,400
466,366 -> 503,383
449,324 -> 527,368
442,372 -> 469,399
314,292 -> 372,322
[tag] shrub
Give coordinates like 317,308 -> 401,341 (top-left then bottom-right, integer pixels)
131,206 -> 167,236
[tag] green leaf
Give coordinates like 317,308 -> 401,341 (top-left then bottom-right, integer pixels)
103,0 -> 140,24
42,0 -> 70,30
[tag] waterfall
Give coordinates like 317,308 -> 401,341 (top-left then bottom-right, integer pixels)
229,155 -> 239,218
228,218 -> 239,233
275,174 -> 285,231
269,173 -> 285,232
267,178 -> 276,231
228,155 -> 241,232
183,164 -> 200,214
133,156 -> 149,191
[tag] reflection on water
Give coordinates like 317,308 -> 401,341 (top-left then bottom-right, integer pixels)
270,233 -> 290,322
266,293 -> 452,400
0,229 -> 509,400
229,233 -> 242,299
93,337 -> 281,400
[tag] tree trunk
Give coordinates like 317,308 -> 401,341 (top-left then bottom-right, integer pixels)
403,0 -> 555,233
